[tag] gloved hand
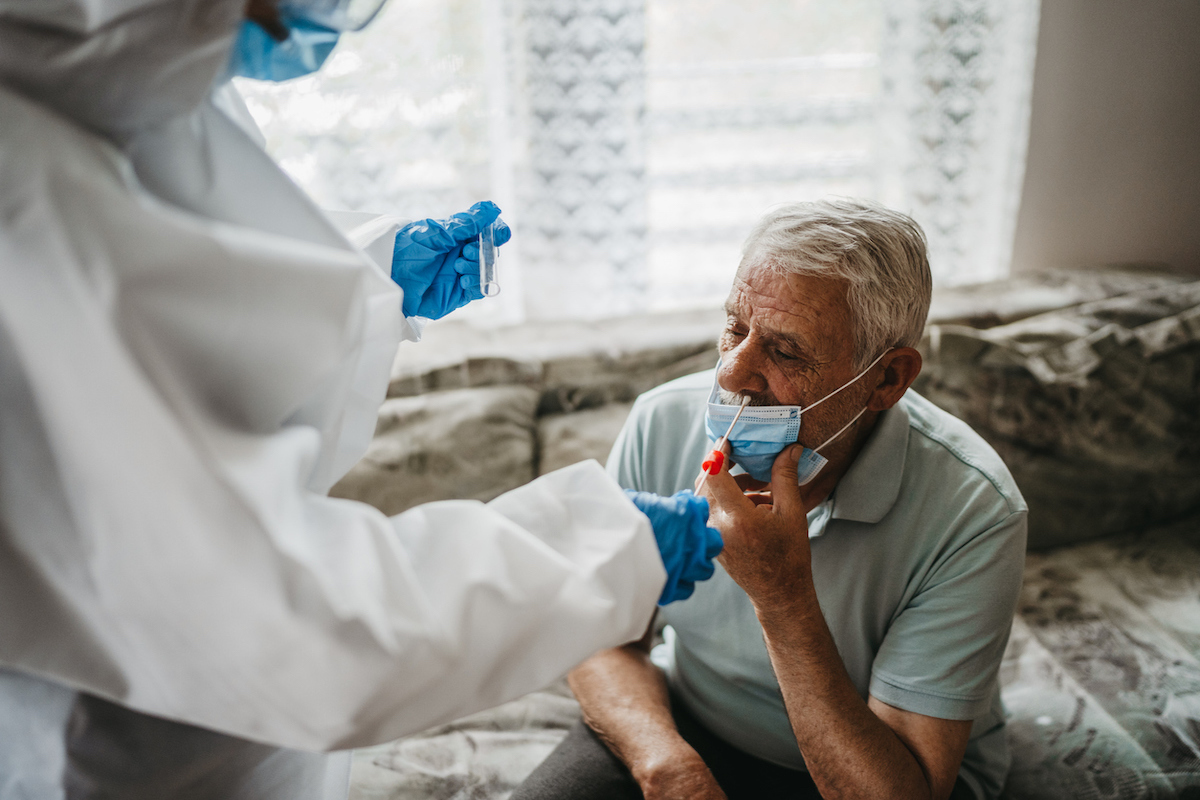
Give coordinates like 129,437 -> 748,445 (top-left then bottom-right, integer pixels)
625,489 -> 724,605
391,201 -> 513,320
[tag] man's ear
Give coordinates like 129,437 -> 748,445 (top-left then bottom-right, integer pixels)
867,347 -> 922,411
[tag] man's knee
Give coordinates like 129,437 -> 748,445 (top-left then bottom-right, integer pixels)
510,720 -> 643,800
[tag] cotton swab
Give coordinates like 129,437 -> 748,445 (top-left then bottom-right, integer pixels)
696,396 -> 750,493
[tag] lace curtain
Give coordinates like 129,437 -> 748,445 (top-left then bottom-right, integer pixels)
237,0 -> 1041,322
877,0 -> 1042,285
506,0 -> 649,320
236,0 -> 526,325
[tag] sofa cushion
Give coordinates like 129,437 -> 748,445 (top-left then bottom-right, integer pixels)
329,386 -> 540,516
1000,514 -> 1200,798
916,280 -> 1200,549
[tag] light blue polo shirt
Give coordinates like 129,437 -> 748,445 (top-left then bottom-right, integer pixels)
607,370 -> 1027,800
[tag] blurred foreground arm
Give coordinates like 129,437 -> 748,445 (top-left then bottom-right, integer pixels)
569,621 -> 728,800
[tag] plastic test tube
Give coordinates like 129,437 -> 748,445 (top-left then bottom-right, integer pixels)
479,222 -> 500,297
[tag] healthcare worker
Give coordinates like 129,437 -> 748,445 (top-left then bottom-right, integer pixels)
0,0 -> 723,797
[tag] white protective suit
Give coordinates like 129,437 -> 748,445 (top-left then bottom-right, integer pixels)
0,1 -> 665,797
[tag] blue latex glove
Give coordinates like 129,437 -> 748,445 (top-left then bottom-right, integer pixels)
391,201 -> 513,320
625,489 -> 724,605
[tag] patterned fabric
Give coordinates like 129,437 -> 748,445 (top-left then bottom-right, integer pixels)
349,683 -> 580,799
238,0 -> 1042,321
343,271 -> 1200,798
878,0 -> 1041,284
507,0 -> 648,320
917,278 -> 1200,549
1002,514 -> 1200,798
346,515 -> 1200,800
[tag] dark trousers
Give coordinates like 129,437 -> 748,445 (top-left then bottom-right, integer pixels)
511,696 -> 823,800
512,696 -> 980,800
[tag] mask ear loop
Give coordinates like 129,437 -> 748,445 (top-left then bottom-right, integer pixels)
813,407 -> 868,454
799,349 -> 891,414
801,349 -> 890,454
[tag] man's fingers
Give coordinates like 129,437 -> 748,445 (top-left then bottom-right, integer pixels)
697,454 -> 754,520
695,438 -> 731,490
768,444 -> 806,518
745,491 -> 774,507
734,472 -> 772,504
734,473 -> 770,493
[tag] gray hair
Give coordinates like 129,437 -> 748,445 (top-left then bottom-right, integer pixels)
739,198 -> 932,371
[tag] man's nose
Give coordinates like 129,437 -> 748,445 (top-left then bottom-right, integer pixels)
717,337 -> 768,397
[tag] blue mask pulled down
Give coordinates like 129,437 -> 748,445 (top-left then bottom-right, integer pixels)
225,16 -> 341,83
703,351 -> 887,485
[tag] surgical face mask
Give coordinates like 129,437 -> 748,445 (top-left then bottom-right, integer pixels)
224,16 -> 341,83
224,0 -> 390,83
280,0 -> 390,31
704,351 -> 888,485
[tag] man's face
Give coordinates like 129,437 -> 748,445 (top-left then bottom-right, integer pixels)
717,262 -> 865,445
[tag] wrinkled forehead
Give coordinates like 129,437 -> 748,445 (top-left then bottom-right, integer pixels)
726,260 -> 856,354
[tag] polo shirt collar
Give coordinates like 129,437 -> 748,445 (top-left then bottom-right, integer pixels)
829,398 -> 910,524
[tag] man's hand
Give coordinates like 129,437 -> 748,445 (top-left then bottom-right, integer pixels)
732,473 -> 774,506
698,444 -> 815,611
634,749 -> 727,800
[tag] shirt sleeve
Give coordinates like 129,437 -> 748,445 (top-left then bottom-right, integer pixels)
605,397 -> 648,491
868,510 -> 1028,720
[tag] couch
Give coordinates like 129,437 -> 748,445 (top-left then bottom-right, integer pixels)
336,268 -> 1200,800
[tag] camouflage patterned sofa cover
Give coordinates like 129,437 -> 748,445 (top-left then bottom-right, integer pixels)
346,270 -> 1200,800
916,278 -> 1200,551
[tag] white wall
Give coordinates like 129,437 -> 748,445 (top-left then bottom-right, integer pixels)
1011,0 -> 1200,276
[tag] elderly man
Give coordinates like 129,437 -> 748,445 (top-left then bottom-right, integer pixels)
512,199 -> 1027,800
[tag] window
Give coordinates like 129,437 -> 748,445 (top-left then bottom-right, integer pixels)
237,0 -> 1038,323
643,0 -> 883,312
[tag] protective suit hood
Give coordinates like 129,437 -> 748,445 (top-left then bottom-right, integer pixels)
0,0 -> 241,143
0,2 -> 668,792
0,2 -> 668,794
